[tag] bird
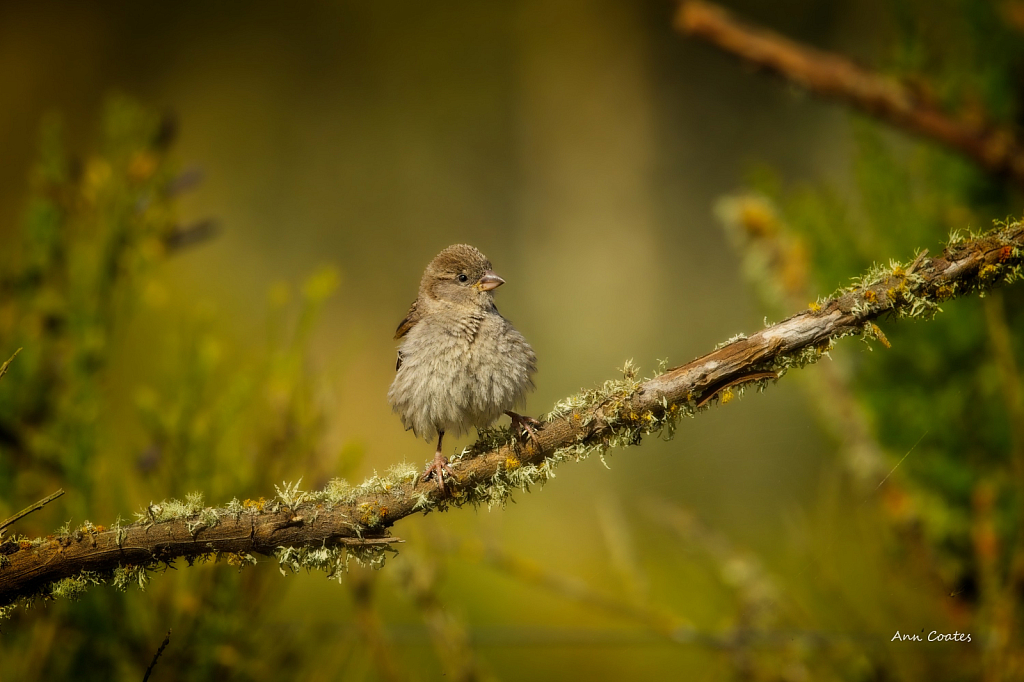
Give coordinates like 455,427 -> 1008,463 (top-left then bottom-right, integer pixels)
388,244 -> 538,494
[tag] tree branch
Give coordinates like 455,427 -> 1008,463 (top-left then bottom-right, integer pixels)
676,0 -> 1024,189
1,222 -> 1022,611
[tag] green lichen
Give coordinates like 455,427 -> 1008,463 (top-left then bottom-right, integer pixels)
311,478 -> 355,506
112,564 -> 150,592
132,491 -> 221,537
134,491 -> 210,525
225,497 -> 246,517
275,542 -> 390,583
714,333 -> 749,350
260,465 -> 421,521
50,571 -> 103,601
275,480 -> 306,507
348,463 -> 420,500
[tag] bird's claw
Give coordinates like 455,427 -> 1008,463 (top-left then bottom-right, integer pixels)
507,411 -> 542,444
422,452 -> 456,495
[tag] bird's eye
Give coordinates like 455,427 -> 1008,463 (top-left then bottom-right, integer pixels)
458,274 -> 469,283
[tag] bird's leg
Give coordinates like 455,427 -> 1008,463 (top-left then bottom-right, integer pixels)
422,431 -> 455,494
506,411 -> 542,444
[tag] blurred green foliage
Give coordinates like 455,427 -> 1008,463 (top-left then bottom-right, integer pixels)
0,97 -> 177,510
0,97 -> 359,679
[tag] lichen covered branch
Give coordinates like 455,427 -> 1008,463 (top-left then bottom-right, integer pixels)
1,221 -> 1023,615
676,0 -> 1024,189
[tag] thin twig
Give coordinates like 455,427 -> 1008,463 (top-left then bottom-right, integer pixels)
676,0 -> 1024,190
0,348 -> 21,382
142,629 -> 171,682
0,489 -> 65,537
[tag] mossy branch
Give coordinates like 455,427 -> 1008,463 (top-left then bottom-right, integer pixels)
1,221 -> 1023,614
676,0 -> 1024,190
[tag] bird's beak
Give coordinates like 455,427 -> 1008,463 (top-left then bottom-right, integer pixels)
477,271 -> 505,291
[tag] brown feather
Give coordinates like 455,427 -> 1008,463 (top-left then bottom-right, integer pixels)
394,299 -> 421,340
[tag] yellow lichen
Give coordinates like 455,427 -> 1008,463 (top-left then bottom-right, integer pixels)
358,501 -> 387,527
242,498 -> 267,512
871,323 -> 891,349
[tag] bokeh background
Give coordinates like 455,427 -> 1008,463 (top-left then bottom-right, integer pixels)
0,0 -> 1022,679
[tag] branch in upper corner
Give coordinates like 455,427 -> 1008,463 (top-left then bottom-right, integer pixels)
0,221 -> 1022,614
675,0 -> 1024,190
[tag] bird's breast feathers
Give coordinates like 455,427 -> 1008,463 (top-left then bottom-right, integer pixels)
387,310 -> 536,438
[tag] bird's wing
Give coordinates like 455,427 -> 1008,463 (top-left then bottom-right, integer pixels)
394,300 -> 421,373
394,299 -> 421,340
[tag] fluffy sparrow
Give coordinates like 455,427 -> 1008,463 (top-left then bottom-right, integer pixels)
388,244 -> 538,493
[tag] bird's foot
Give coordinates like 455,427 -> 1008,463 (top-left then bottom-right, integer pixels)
506,411 -> 542,445
422,451 -> 456,495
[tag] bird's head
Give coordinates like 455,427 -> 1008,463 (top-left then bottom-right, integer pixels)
421,244 -> 504,309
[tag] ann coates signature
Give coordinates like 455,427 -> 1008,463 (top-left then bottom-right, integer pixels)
892,630 -> 971,642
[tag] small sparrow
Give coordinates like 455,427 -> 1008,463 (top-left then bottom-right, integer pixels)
388,244 -> 538,493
